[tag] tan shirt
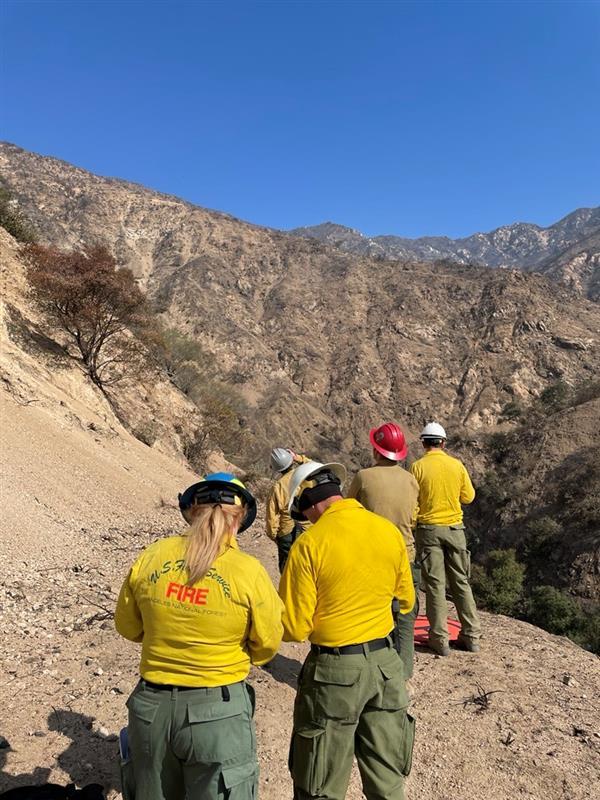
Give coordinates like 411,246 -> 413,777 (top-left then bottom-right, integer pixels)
347,464 -> 419,562
266,455 -> 311,539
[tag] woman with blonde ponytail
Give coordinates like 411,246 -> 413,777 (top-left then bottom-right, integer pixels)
115,472 -> 283,800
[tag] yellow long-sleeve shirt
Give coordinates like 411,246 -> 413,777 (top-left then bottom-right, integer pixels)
115,534 -> 283,686
279,498 -> 415,646
266,455 -> 311,539
346,464 -> 419,562
410,449 -> 475,525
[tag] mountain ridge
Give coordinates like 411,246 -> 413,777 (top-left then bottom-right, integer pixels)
290,207 -> 600,298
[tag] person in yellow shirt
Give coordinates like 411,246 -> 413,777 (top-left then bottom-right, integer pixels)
410,423 -> 481,656
347,421 -> 420,679
266,446 -> 311,572
280,461 -> 415,800
115,473 -> 283,800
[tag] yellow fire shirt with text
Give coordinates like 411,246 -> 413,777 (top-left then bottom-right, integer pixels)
115,535 -> 284,686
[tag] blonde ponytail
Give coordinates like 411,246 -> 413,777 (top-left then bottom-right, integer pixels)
185,503 -> 244,585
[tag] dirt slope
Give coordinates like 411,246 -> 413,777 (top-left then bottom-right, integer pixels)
1,269 -> 599,798
1,408 -> 599,799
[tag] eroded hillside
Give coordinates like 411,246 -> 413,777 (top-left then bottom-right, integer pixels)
1,143 -> 599,464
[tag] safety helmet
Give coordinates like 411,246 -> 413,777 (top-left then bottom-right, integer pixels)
288,460 -> 346,521
369,422 -> 408,461
420,422 -> 447,442
178,472 -> 257,532
270,446 -> 294,473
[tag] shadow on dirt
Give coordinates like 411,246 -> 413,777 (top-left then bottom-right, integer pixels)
261,653 -> 303,689
0,737 -> 53,793
46,710 -> 119,796
0,712 -> 119,797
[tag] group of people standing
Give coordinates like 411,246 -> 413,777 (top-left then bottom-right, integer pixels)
115,420 -> 480,800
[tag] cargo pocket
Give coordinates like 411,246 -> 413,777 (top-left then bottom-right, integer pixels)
400,713 -> 416,776
126,693 -> 159,757
459,549 -> 471,578
289,725 -> 326,795
221,761 -> 258,799
188,697 -> 249,763
376,655 -> 409,710
312,663 -> 362,722
245,682 -> 256,717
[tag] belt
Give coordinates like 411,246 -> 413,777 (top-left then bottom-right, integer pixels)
142,680 -> 232,700
311,636 -> 391,656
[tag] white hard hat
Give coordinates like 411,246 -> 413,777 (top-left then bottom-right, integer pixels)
270,447 -> 294,472
420,422 -> 447,440
287,460 -> 347,519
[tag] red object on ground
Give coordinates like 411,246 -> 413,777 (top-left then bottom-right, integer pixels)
414,614 -> 461,644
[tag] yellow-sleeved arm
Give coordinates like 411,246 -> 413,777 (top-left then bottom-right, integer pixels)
460,465 -> 476,505
279,539 -> 318,642
346,473 -> 361,500
410,499 -> 419,531
247,566 -> 284,665
393,536 -> 416,615
114,565 -> 144,642
265,482 -> 283,540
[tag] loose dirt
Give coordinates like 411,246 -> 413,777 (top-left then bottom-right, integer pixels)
1,390 -> 599,799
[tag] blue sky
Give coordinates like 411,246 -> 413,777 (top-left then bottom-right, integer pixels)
1,0 -> 599,237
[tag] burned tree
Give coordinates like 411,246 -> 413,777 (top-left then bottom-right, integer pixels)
25,244 -> 150,388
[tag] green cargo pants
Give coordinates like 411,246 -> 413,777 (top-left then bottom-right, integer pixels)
392,563 -> 421,679
126,680 -> 257,800
289,642 -> 415,800
416,524 -> 481,647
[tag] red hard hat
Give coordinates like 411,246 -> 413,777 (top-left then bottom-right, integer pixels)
369,422 -> 408,461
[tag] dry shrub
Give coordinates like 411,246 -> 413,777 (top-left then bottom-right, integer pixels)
25,244 -> 152,388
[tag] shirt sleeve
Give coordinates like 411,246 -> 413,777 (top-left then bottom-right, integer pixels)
410,500 -> 419,530
393,535 -> 416,615
265,483 -> 281,540
279,538 -> 318,642
460,465 -> 476,505
114,563 -> 144,643
346,473 -> 361,500
247,566 -> 284,665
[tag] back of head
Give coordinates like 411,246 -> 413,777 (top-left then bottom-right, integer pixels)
420,421 -> 447,448
288,460 -> 347,520
369,422 -> 408,461
270,446 -> 294,473
178,473 -> 257,584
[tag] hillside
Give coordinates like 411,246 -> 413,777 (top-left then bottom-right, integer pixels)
1,143 -> 599,459
291,207 -> 600,299
1,240 -> 599,798
1,142 -> 599,607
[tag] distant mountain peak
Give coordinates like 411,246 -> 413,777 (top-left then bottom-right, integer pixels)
290,207 -> 600,298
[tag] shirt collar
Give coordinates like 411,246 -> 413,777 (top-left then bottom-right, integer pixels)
320,498 -> 362,518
